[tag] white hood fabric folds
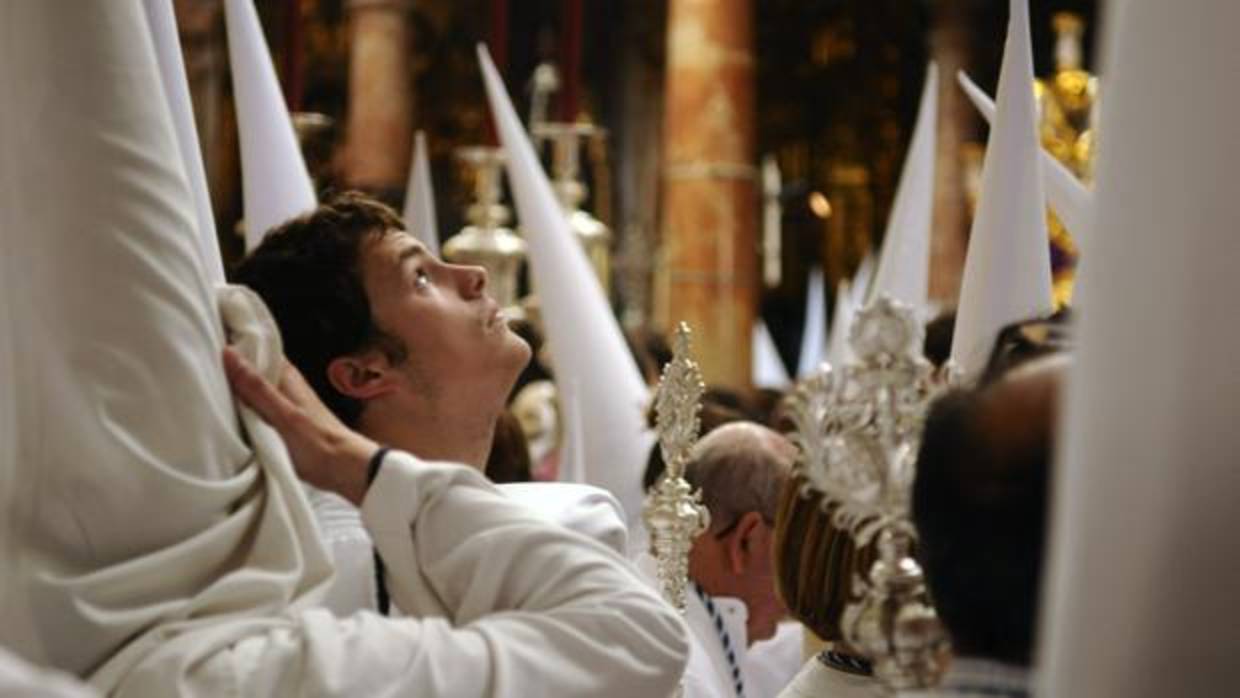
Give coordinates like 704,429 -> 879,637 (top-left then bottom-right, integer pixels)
143,0 -> 224,287
403,130 -> 441,257
796,267 -> 828,379
477,46 -> 655,527
224,0 -> 317,249
0,1 -> 331,686
753,320 -> 791,389
956,69 -> 1095,247
868,63 -> 938,317
949,0 -> 1053,379
1038,3 -> 1240,696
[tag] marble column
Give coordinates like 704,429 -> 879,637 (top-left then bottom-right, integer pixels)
656,0 -> 757,388
927,0 -> 975,306
341,0 -> 414,198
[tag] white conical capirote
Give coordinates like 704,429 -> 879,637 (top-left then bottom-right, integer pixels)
144,0 -> 224,288
826,279 -> 856,369
1039,4 -> 1240,696
957,70 -> 1095,246
796,266 -> 828,378
753,320 -> 791,389
850,253 -> 876,309
556,376 -> 587,485
403,130 -> 440,257
223,0 -> 316,250
0,1 -> 330,679
868,63 -> 937,316
477,45 -> 654,525
949,0 -> 1053,378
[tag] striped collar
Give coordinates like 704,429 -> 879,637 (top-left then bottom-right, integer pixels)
692,583 -> 747,698
816,648 -> 873,677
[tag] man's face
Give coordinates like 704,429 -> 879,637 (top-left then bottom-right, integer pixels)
689,512 -> 787,644
359,231 -> 531,411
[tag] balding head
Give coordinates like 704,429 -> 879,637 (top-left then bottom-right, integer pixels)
684,421 -> 796,643
684,422 -> 796,532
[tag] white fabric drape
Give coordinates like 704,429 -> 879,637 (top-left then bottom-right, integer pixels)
0,4 -> 689,696
948,0 -> 1053,379
1037,2 -> 1240,696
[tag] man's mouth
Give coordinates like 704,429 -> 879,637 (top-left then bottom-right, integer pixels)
486,304 -> 504,329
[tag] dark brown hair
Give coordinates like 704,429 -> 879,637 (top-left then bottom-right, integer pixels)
232,192 -> 406,426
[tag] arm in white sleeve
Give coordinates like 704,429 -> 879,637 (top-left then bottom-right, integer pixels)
359,450 -> 689,697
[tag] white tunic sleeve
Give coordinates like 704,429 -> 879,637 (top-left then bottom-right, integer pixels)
356,452 -> 690,697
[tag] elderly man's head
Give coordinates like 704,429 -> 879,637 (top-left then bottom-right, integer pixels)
684,422 -> 795,644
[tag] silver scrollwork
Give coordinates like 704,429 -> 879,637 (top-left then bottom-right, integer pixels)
643,322 -> 711,616
787,295 -> 954,690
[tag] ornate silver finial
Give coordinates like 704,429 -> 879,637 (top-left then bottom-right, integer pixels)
530,121 -> 612,292
788,295 -> 953,690
643,322 -> 710,615
442,146 -> 527,308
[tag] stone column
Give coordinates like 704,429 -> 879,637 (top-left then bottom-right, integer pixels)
341,0 -> 413,197
656,0 -> 756,388
927,0 -> 975,306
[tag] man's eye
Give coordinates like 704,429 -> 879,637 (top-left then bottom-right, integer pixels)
413,268 -> 431,289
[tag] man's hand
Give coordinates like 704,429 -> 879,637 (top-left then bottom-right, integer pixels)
223,347 -> 377,506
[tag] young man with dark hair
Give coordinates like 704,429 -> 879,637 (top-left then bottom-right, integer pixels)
906,355 -> 1066,697
234,192 -> 531,467
234,193 -> 636,618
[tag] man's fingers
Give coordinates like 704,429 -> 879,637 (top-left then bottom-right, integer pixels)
223,347 -> 297,429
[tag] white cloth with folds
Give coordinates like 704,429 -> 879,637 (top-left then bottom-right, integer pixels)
0,3 -> 687,696
777,658 -> 885,698
309,480 -> 631,616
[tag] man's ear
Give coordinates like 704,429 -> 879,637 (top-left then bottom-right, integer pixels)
725,510 -> 767,575
326,352 -> 398,401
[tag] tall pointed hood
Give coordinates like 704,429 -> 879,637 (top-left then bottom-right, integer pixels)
850,252 -> 877,309
825,278 -> 856,369
753,320 -> 791,389
949,0 -> 1053,378
403,130 -> 440,257
1039,4 -> 1240,696
477,45 -> 654,524
223,0 -> 316,250
144,0 -> 224,287
796,266 -> 828,378
957,70 -> 1095,246
0,1 -> 329,681
868,64 -> 937,316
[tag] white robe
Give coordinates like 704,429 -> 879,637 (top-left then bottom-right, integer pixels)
633,553 -> 801,698
0,647 -> 98,698
777,657 -> 885,698
0,3 -> 688,695
309,480 -> 632,617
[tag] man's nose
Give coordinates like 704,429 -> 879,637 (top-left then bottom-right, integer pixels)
458,264 -> 487,298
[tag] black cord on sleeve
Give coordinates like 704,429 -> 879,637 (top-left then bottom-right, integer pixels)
367,446 -> 391,487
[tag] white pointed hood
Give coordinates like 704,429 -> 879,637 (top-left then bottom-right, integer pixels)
477,45 -> 654,524
403,130 -> 440,257
868,64 -> 937,317
753,320 -> 791,389
826,278 -> 856,369
1039,4 -> 1240,696
949,0 -> 1053,379
850,253 -> 876,309
957,69 -> 1095,246
144,0 -> 224,287
796,266 -> 828,378
223,0 -> 316,250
